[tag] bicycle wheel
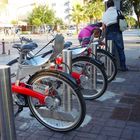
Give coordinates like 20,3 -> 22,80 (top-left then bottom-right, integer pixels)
96,49 -> 117,82
26,70 -> 86,132
72,56 -> 108,100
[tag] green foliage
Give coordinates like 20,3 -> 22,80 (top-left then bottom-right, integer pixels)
32,18 -> 42,27
71,0 -> 104,25
120,0 -> 133,16
28,5 -> 55,26
71,4 -> 84,24
121,0 -> 140,27
84,0 -> 104,23
70,0 -> 104,32
71,4 -> 84,33
0,0 -> 8,4
54,18 -> 64,26
126,16 -> 137,27
11,20 -> 18,25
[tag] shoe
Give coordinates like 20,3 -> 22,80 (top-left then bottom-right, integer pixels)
118,67 -> 129,72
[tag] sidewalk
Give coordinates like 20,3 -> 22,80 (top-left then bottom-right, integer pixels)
0,30 -> 140,140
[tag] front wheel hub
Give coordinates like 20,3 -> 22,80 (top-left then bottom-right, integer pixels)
44,96 -> 61,110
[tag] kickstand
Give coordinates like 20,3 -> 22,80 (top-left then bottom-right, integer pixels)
14,106 -> 23,117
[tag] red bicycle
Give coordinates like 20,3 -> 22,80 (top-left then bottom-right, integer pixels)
9,35 -> 108,100
7,35 -> 86,132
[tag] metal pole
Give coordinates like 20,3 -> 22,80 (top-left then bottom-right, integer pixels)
90,43 -> 98,89
62,50 -> 72,112
0,65 -> 17,140
2,39 -> 6,54
107,40 -> 113,76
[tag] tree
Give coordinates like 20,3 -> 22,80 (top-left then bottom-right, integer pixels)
84,0 -> 104,23
71,4 -> 84,33
126,16 -> 137,28
11,20 -> 18,25
53,18 -> 64,31
28,5 -> 55,26
132,0 -> 140,27
121,0 -> 140,27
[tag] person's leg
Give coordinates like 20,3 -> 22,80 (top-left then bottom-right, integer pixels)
114,33 -> 127,70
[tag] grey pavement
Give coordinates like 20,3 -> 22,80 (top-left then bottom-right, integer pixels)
0,29 -> 140,140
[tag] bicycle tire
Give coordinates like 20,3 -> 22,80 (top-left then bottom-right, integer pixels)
26,69 -> 86,132
72,56 -> 108,100
96,49 -> 117,82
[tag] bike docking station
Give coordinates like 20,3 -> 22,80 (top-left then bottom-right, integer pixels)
60,49 -> 75,121
90,42 -> 98,88
107,40 -> 120,69
91,40 -> 114,81
0,65 -> 17,140
107,40 -> 114,77
62,49 -> 72,112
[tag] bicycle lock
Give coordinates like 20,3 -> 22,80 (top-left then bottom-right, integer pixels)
0,65 -> 17,140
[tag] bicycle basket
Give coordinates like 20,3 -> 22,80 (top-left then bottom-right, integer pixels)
51,34 -> 64,59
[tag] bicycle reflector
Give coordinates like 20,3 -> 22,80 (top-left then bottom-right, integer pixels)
55,57 -> 63,65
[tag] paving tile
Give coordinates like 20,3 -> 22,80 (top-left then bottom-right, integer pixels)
72,136 -> 95,140
128,109 -> 140,123
133,130 -> 140,140
111,107 -> 130,121
90,125 -> 103,134
119,96 -> 136,104
105,119 -> 126,128
107,136 -> 120,140
96,134 -> 108,140
26,135 -> 51,140
100,127 -> 123,137
76,132 -> 97,139
120,127 -> 134,139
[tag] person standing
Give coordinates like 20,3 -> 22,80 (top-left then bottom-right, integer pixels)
102,0 -> 128,71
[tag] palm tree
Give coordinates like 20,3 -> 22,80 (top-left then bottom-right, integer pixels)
84,0 -> 104,23
71,4 -> 84,33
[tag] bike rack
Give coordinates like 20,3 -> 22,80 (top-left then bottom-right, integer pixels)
107,40 -> 113,76
62,49 -> 72,112
0,65 -> 17,140
92,40 -> 113,78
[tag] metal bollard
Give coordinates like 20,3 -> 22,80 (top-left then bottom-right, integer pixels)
0,65 -> 17,140
107,40 -> 113,76
8,49 -> 10,55
107,40 -> 120,69
2,39 -> 6,54
62,50 -> 72,112
90,43 -> 98,89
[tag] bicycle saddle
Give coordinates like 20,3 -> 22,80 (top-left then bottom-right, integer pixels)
12,42 -> 38,51
64,41 -> 72,48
